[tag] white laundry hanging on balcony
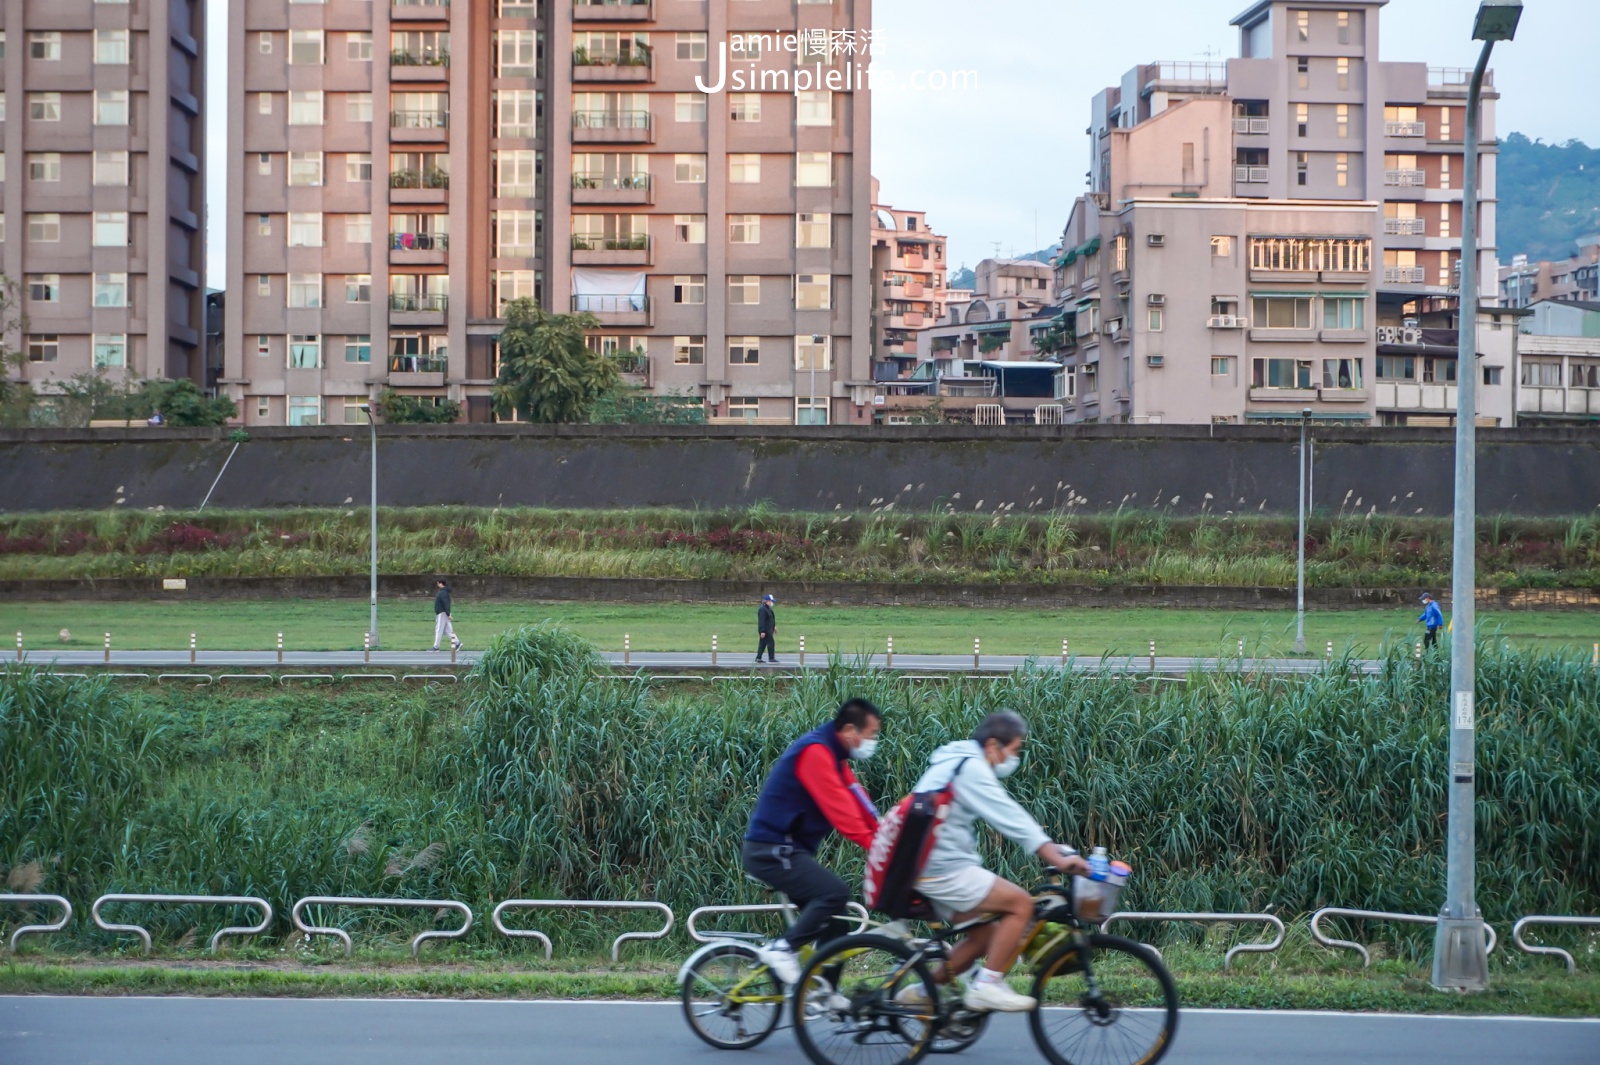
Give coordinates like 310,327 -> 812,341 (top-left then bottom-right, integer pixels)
571,268 -> 646,312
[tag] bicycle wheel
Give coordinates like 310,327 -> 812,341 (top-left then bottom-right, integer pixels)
1028,933 -> 1178,1065
681,942 -> 785,1050
926,1007 -> 989,1054
793,933 -> 940,1065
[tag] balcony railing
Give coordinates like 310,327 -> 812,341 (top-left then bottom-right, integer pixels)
1382,266 -> 1427,284
1235,165 -> 1269,184
389,354 -> 448,373
572,110 -> 651,129
391,110 -> 449,130
1233,116 -> 1270,134
571,234 -> 648,251
1429,66 -> 1492,88
575,0 -> 650,7
1383,218 -> 1426,236
393,0 -> 449,7
607,352 -> 649,375
389,293 -> 449,312
573,294 -> 649,313
391,50 -> 451,67
390,168 -> 450,189
1150,60 -> 1227,85
573,47 -> 652,67
1385,121 -> 1426,137
572,173 -> 650,190
1384,168 -> 1425,187
391,231 -> 450,250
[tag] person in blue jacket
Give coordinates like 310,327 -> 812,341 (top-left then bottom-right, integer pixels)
1418,592 -> 1444,650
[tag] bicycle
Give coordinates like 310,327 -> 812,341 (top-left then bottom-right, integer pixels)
790,876 -> 1179,1065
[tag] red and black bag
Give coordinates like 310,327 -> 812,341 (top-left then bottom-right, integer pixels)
862,758 -> 970,918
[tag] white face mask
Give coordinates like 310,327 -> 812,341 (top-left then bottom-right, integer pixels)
850,737 -> 879,760
994,754 -> 1021,779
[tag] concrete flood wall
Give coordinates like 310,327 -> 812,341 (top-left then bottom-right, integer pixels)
2,424 -> 1599,516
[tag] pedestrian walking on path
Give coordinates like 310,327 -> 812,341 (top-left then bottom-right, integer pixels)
432,578 -> 462,653
756,593 -> 777,664
1418,592 -> 1444,650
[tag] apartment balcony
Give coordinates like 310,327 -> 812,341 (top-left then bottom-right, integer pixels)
1247,387 -> 1319,403
902,254 -> 926,270
391,0 -> 451,19
1385,121 -> 1427,138
390,110 -> 450,143
388,354 -> 448,388
571,234 -> 651,265
573,0 -> 654,20
390,52 -> 451,81
390,292 -> 449,325
572,110 -> 653,144
1145,60 -> 1227,93
1382,266 -> 1427,285
885,282 -> 926,299
572,294 -> 652,327
1377,381 -> 1458,411
1383,218 -> 1427,236
571,172 -> 652,205
1235,165 -> 1269,185
1384,168 -> 1425,187
885,312 -> 927,329
1207,314 -> 1249,329
390,231 -> 449,265
1233,116 -> 1270,135
607,352 -> 650,386
388,169 -> 449,204
573,49 -> 654,82
1428,66 -> 1492,97
1519,386 -> 1600,418
939,377 -> 998,399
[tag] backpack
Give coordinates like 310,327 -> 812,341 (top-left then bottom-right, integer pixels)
862,758 -> 970,918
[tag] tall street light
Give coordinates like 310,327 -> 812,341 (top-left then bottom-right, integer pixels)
359,404 -> 380,650
1433,0 -> 1521,992
1295,407 -> 1310,655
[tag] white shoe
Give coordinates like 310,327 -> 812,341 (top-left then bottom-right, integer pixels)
963,978 -> 1036,1013
755,942 -> 801,985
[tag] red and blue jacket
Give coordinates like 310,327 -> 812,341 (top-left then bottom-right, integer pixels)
745,723 -> 880,853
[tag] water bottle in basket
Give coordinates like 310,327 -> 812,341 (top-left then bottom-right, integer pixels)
1071,847 -> 1132,924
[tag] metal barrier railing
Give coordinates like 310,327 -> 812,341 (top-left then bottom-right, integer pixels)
279,674 -> 334,686
91,894 -> 272,954
157,674 -> 213,685
402,674 -> 459,683
1100,911 -> 1285,969
685,902 -> 872,944
291,896 -> 473,959
2,894 -> 73,951
491,900 -> 674,961
1511,915 -> 1600,973
1310,907 -> 1497,967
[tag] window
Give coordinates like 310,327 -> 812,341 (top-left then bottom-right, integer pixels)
289,152 -> 324,186
797,213 -> 831,248
288,213 -> 323,247
675,92 -> 707,122
288,91 -> 324,125
728,275 -> 760,304
495,30 -> 540,77
1075,300 -> 1100,338
258,152 -> 272,175
795,274 -> 831,310
346,215 -> 372,243
1336,104 -> 1350,139
93,334 -> 127,368
1422,357 -> 1457,384
346,93 -> 373,123
795,335 -> 831,372
731,94 -> 761,122
30,93 -> 61,122
343,399 -> 370,425
93,212 -> 129,246
676,32 -> 707,61
27,335 -> 59,363
1323,296 -> 1365,330
288,273 -> 323,309
346,335 -> 372,364
673,276 -> 706,305
1112,234 -> 1129,274
1248,237 -> 1371,273
1295,9 -> 1309,40
494,150 -> 541,196
288,335 -> 322,369
258,92 -> 273,115
347,32 -> 373,61
727,398 -> 761,421
94,273 -> 128,307
1211,356 -> 1233,376
795,152 -> 832,187
1337,10 -> 1352,44
346,154 -> 373,183
1147,308 -> 1163,332
1296,151 -> 1309,186
288,397 -> 322,427
94,150 -> 130,186
675,214 -> 706,244
729,154 -> 761,183
346,274 -> 372,303
492,90 -> 539,137
1521,360 -> 1561,388
493,210 -> 540,256
28,153 -> 61,182
492,269 -> 541,312
95,91 -> 129,126
1080,363 -> 1099,394
257,275 -> 272,298
29,32 -> 61,60
1250,295 -> 1313,329
729,337 -> 760,365
28,214 -> 61,242
1296,103 -> 1309,137
1252,357 -> 1313,389
795,398 -> 828,425
290,29 -> 324,64
259,31 -> 273,54
673,336 -> 706,364
796,90 -> 832,126
28,275 -> 60,303
1296,56 -> 1309,90
1335,153 -> 1349,188
95,30 -> 129,65
1337,57 -> 1350,91
674,154 -> 707,184
1211,235 -> 1233,257
1322,357 -> 1363,390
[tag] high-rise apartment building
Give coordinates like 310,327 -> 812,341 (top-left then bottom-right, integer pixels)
225,0 -> 873,427
868,177 -> 948,378
3,0 -> 207,396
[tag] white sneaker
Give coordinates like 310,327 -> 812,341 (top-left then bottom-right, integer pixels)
755,942 -> 801,985
963,978 -> 1036,1013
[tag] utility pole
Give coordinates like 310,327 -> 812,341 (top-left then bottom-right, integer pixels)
1295,407 -> 1309,655
361,403 -> 380,649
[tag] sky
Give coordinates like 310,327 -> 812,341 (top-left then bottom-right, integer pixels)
202,0 -> 1600,288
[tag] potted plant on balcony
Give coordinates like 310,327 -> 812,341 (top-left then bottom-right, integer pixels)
390,168 -> 421,189
422,166 -> 450,189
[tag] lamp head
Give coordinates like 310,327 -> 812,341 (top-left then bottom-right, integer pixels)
1302,407 -> 1312,418
1472,0 -> 1522,42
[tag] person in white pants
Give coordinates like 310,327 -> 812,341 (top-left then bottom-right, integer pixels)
431,578 -> 462,652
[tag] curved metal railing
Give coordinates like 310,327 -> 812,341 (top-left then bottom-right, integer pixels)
291,896 -> 473,959
491,900 -> 674,961
91,894 -> 272,954
1511,915 -> 1600,973
684,901 -> 873,944
1,894 -> 73,951
1310,907 -> 1497,968
1100,911 -> 1286,969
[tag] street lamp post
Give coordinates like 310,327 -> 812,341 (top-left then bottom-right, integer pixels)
1433,0 -> 1521,992
1295,407 -> 1310,655
359,404 -> 379,649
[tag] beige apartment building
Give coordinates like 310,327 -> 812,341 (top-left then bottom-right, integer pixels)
225,0 -> 872,427
868,176 -> 947,379
2,0 -> 207,400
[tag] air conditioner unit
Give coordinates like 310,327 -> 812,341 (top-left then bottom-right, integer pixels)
1147,234 -> 1166,247
1147,294 -> 1166,306
1147,355 -> 1166,368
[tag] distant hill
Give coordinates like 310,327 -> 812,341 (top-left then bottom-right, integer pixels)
947,245 -> 1061,292
1497,133 -> 1600,262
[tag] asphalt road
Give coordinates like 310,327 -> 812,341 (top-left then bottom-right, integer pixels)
2,998 -> 1595,1065
17,650 -> 1380,675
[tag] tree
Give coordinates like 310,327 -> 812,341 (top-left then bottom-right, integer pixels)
492,300 -> 617,423
124,378 -> 237,426
589,386 -> 707,425
377,388 -> 461,424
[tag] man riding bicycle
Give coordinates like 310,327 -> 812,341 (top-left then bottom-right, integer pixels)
907,710 -> 1089,1012
743,698 -> 883,986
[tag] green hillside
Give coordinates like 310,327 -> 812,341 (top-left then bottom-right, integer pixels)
1489,133 -> 1599,262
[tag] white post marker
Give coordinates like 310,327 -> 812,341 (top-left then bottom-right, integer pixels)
1326,640 -> 1334,661
1416,640 -> 1423,661
363,632 -> 371,664
1238,637 -> 1245,657
104,632 -> 111,664
1149,640 -> 1156,672
624,633 -> 631,666
1061,638 -> 1069,667
886,636 -> 893,669
711,634 -> 718,668
15,631 -> 21,663
799,635 -> 806,667
190,633 -> 197,665
973,637 -> 980,670
1593,643 -> 1597,669
277,632 -> 284,664
450,638 -> 457,665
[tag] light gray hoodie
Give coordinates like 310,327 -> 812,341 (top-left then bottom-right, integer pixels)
912,740 -> 1054,879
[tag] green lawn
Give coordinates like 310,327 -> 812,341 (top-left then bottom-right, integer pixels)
6,598 -> 1599,658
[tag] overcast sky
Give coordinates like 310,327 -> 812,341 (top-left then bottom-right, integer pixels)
203,0 -> 1599,288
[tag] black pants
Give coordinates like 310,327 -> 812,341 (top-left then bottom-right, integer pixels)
756,634 -> 776,662
1424,627 -> 1440,649
741,839 -> 850,951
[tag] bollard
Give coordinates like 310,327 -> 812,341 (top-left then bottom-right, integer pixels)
1149,640 -> 1156,672
190,633 -> 197,665
799,635 -> 806,667
711,634 -> 718,668
450,639 -> 457,665
277,632 -> 284,665
104,632 -> 111,664
624,633 -> 631,666
1326,640 -> 1334,661
973,637 -> 980,671
1238,637 -> 1245,657
1061,638 -> 1068,667
1593,643 -> 1598,669
15,631 -> 21,663
363,632 -> 371,664
887,636 -> 894,669
1415,640 -> 1422,661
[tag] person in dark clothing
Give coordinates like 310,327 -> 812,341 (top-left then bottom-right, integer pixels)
756,593 -> 777,664
742,698 -> 882,985
431,578 -> 462,652
1418,592 -> 1444,650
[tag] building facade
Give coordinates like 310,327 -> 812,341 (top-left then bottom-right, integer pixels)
224,0 -> 873,428
1517,299 -> 1600,425
1499,238 -> 1600,309
868,176 -> 948,379
3,0 -> 207,399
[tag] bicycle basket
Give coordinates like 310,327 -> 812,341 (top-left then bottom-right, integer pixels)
1069,876 -> 1123,924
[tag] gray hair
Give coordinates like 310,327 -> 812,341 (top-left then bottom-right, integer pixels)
973,710 -> 1029,749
